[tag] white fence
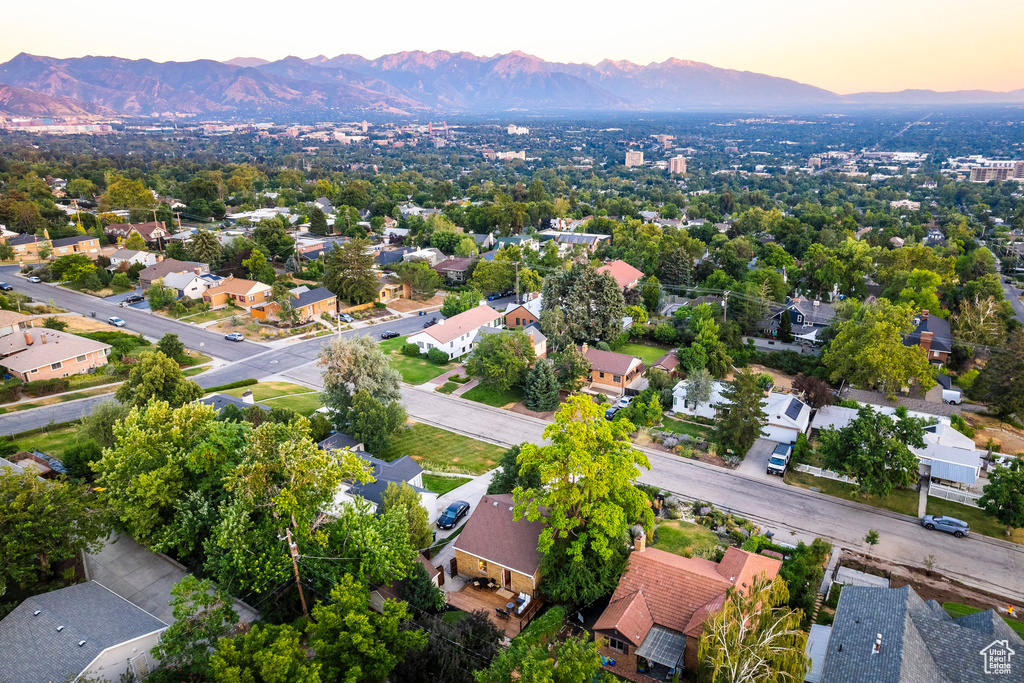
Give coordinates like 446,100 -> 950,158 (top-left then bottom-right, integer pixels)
794,464 -> 858,486
928,482 -> 983,508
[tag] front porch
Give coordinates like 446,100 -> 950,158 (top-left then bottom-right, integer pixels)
446,582 -> 543,639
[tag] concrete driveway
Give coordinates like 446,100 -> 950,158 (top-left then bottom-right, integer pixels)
736,438 -> 781,479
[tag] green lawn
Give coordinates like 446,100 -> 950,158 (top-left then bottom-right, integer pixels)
784,469 -> 920,516
263,393 -> 323,416
422,474 -> 472,495
377,423 -> 505,475
10,425 -> 80,458
461,384 -> 524,408
437,381 -> 458,394
379,336 -> 455,384
182,366 -> 208,377
617,343 -> 669,366
944,602 -> 1024,637
176,308 -> 236,324
659,417 -> 713,440
221,381 -> 311,401
652,520 -> 721,557
926,498 -> 1024,544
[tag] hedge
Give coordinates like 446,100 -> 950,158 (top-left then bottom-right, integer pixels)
23,378 -> 70,397
204,378 -> 258,393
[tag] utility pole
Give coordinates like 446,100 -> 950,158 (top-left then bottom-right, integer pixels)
722,291 -> 730,323
514,260 -> 521,303
285,527 -> 309,617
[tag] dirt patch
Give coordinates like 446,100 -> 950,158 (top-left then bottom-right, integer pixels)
726,363 -> 798,389
387,294 -> 445,314
59,314 -> 121,333
965,413 -> 1024,455
508,402 -> 556,421
839,550 -> 1024,617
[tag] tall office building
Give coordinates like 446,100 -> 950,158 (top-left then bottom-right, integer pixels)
669,156 -> 687,174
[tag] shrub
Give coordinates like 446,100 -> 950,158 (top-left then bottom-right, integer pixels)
111,272 -> 131,289
373,301 -> 386,309
426,348 -> 449,365
22,378 -> 70,397
42,316 -> 68,331
951,414 -> 975,438
205,378 -> 258,393
401,343 -> 421,357
62,440 -> 102,480
0,379 -> 22,403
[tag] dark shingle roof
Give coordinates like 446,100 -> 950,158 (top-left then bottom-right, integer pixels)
50,235 -> 96,248
0,581 -> 167,683
8,233 -> 42,246
452,493 -> 545,577
904,314 -> 953,354
293,286 -> 335,309
346,454 -> 426,507
819,585 -> 1024,683
199,393 -> 270,413
319,432 -> 363,451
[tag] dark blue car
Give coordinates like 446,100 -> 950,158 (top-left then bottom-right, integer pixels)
437,500 -> 470,529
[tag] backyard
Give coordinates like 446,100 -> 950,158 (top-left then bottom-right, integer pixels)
377,422 -> 505,475
379,336 -> 455,384
784,469 -> 920,517
616,342 -> 670,366
651,519 -> 722,557
7,424 -> 80,457
421,473 -> 472,495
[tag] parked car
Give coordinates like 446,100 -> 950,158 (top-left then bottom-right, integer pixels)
766,443 -> 792,476
605,406 -> 620,421
380,331 -> 400,340
123,293 -> 144,304
616,395 -> 633,409
436,500 -> 470,529
27,276 -> 41,283
225,332 -> 245,342
423,317 -> 438,328
486,293 -> 501,301
108,317 -> 126,327
0,283 -> 12,291
921,515 -> 969,538
339,313 -> 354,323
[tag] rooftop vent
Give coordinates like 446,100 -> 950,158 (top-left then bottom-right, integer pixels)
78,640 -> 86,647
873,633 -> 882,654
33,610 -> 41,616
56,626 -> 64,632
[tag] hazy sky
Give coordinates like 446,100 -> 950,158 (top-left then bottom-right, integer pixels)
5,0 -> 1024,94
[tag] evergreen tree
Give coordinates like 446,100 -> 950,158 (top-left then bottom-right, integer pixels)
542,263 -> 626,343
309,206 -> 329,236
777,308 -> 794,342
524,360 -> 561,412
403,561 -> 445,613
715,368 -> 768,459
189,228 -> 223,267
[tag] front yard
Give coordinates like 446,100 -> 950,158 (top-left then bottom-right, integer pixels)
422,473 -> 472,495
377,422 -> 505,475
461,383 -> 524,408
8,424 -> 80,457
926,498 -> 1024,544
379,336 -> 455,384
220,381 -> 323,416
659,416 -> 714,440
784,469 -> 920,517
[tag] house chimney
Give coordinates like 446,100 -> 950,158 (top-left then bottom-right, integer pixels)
24,331 -> 33,346
194,267 -> 202,275
40,332 -> 46,344
921,309 -> 929,320
873,634 -> 882,654
241,390 -> 254,405
634,533 -> 646,553
581,343 -> 589,354
919,331 -> 933,353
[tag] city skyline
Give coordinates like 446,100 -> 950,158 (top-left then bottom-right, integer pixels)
5,0 -> 1024,95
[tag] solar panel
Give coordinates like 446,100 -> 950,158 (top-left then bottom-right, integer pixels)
635,626 -> 685,668
785,397 -> 804,421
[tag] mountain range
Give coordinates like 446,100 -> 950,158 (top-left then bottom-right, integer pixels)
0,51 -> 1021,118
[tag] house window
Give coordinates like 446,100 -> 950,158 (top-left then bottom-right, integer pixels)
76,355 -> 87,363
599,372 -> 605,378
613,375 -> 621,383
796,315 -> 803,323
479,560 -> 487,573
30,368 -> 38,374
608,637 -> 627,654
51,361 -> 62,370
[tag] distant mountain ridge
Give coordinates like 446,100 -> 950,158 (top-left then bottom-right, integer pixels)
0,50 -> 1021,117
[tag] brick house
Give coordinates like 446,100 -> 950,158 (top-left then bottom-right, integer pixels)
50,235 -> 102,259
5,233 -> 50,261
579,344 -> 645,395
503,293 -> 542,328
202,276 -> 273,309
452,493 -> 545,596
0,328 -> 111,381
903,309 -> 952,365
291,286 -> 337,321
433,255 -> 475,284
594,539 -> 781,678
0,310 -> 33,337
104,221 -> 170,245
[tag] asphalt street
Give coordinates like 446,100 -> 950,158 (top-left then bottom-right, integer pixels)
1003,278 -> 1024,324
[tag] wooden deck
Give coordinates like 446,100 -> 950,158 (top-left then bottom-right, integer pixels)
446,584 -> 542,638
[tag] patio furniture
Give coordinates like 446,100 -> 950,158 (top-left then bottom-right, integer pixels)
495,607 -> 510,619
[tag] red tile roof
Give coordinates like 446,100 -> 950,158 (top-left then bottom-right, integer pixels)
420,303 -> 502,345
597,260 -> 645,289
595,546 -> 781,643
652,352 -> 679,372
452,494 -> 545,577
594,589 -> 654,646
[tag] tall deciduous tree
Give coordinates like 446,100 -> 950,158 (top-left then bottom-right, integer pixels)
514,395 -> 653,567
114,351 -> 204,408
441,288 -> 483,318
0,469 -> 110,595
698,576 -> 809,683
347,390 -> 407,454
466,329 -> 536,391
715,368 -> 768,459
822,300 -> 935,399
210,623 -> 321,683
324,238 -> 378,304
152,575 -> 239,677
980,459 -> 1024,534
319,335 -> 403,422
487,444 -> 541,495
381,482 -> 432,551
243,247 -> 276,285
394,610 -> 504,683
125,231 -> 147,251
818,406 -> 925,497
542,263 -> 626,343
308,574 -> 426,683
973,330 -> 1024,419
392,260 -> 441,300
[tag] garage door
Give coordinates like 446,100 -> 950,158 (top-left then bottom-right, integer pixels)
761,425 -> 798,443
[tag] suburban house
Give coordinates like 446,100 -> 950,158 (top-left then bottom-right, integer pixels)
809,406 -> 983,486
524,324 -> 547,359
761,297 -> 837,343
536,229 -> 611,253
291,286 -> 337,321
6,232 -> 49,260
494,235 -> 540,251
594,539 -> 781,678
0,328 -> 111,381
405,303 -> 503,360
471,231 -> 496,250
138,259 -> 209,290
104,221 -> 170,245
161,271 -> 213,300
579,344 -> 645,396
51,234 -> 102,259
817,584 -> 1023,682
0,580 -> 168,683
903,309 -> 952,365
433,256 -> 475,284
597,259 -> 645,290
504,293 -> 542,328
650,351 -> 680,376
107,249 -> 160,270
375,246 -> 417,267
375,274 -> 411,303
0,310 -> 33,337
202,276 -> 273,310
200,391 -> 270,415
452,493 -> 545,595
402,247 -> 446,266
672,380 -> 811,443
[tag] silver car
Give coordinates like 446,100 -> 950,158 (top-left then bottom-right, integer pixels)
921,515 -> 969,538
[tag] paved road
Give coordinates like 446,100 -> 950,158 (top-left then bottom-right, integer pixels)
1003,279 -> 1024,324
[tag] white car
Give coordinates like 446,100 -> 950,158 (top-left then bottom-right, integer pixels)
616,396 -> 633,409
108,317 -> 126,327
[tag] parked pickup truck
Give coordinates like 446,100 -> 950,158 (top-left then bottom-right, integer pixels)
766,443 -> 792,476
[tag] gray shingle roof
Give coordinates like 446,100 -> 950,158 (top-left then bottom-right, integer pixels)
199,393 -> 270,414
293,286 -> 335,309
820,585 -> 1024,683
0,581 -> 166,683
904,314 -> 953,354
347,454 -> 426,507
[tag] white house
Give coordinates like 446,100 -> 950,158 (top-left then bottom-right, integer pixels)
107,249 -> 160,270
161,271 -> 211,300
0,581 -> 167,682
672,379 -> 811,443
405,303 -> 504,360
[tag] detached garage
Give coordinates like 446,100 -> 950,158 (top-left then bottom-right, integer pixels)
761,394 -> 811,444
